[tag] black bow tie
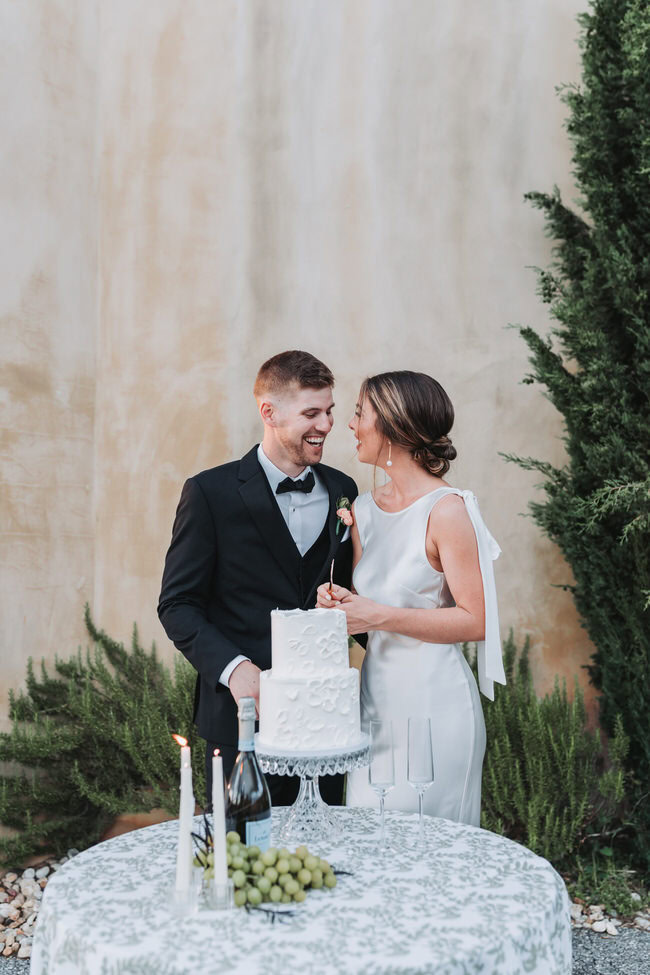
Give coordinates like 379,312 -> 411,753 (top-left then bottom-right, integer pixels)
276,471 -> 315,495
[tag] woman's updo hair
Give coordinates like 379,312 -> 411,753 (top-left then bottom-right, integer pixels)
360,371 -> 457,476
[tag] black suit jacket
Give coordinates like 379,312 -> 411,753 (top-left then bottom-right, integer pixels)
157,445 -> 359,746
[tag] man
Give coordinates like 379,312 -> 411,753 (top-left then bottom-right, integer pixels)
157,350 -> 359,807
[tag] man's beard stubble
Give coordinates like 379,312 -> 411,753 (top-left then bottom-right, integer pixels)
279,430 -> 324,469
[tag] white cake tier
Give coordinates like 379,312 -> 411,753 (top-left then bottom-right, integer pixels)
270,607 -> 349,678
258,669 -> 361,751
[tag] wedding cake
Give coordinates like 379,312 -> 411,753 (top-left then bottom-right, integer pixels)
257,608 -> 361,752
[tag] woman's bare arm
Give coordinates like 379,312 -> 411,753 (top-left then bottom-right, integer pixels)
327,496 -> 486,643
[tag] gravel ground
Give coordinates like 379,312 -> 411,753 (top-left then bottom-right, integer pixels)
0,961 -> 27,974
0,930 -> 647,974
572,929 -> 650,974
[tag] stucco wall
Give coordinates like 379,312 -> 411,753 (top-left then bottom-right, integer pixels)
0,1 -> 99,730
1,0 -> 595,732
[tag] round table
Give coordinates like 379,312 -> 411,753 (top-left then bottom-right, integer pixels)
31,808 -> 571,975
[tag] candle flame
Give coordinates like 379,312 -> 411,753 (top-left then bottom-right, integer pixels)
172,734 -> 188,747
213,748 -> 220,757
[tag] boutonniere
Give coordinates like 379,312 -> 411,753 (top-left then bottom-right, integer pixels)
335,496 -> 353,536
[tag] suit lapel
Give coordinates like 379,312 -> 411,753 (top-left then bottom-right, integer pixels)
238,447 -> 302,590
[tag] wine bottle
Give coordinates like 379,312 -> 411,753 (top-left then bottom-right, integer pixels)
225,696 -> 272,850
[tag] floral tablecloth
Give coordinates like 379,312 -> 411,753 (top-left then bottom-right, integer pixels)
31,808 -> 571,975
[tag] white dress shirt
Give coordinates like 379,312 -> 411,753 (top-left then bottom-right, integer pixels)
256,444 -> 330,555
219,445 -> 335,687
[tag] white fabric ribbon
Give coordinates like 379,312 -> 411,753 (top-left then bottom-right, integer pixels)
453,489 -> 506,700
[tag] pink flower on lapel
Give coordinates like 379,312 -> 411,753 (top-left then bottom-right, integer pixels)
335,496 -> 353,535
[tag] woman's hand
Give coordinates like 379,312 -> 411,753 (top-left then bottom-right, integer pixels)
316,583 -> 381,635
334,593 -> 382,635
316,583 -> 351,607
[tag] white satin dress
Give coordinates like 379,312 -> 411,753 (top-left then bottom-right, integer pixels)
346,487 -> 506,826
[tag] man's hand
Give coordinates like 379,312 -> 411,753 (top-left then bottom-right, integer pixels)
228,660 -> 262,715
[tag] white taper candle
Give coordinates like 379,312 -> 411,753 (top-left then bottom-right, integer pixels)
174,735 -> 194,893
211,749 -> 229,886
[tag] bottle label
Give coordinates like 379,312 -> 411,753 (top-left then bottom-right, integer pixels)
246,816 -> 272,852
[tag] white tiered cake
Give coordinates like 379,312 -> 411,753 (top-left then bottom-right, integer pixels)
258,608 -> 361,752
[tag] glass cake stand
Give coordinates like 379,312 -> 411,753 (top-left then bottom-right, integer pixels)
254,733 -> 370,846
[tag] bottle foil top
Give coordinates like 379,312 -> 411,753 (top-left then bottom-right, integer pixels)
238,696 -> 256,721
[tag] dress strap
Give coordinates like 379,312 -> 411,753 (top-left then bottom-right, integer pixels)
430,488 -> 506,700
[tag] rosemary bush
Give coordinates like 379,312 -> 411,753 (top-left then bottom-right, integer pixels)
468,634 -> 628,867
0,607 -> 203,867
0,617 -> 628,874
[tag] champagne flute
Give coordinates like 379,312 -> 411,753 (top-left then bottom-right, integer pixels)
369,720 -> 395,851
407,717 -> 434,846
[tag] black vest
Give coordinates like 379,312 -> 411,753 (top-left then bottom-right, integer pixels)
299,518 -> 332,608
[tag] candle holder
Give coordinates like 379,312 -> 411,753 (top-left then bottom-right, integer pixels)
206,877 -> 235,911
254,734 -> 370,847
167,866 -> 203,916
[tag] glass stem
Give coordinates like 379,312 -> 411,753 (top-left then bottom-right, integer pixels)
379,792 -> 386,849
296,774 -> 323,810
418,790 -> 424,845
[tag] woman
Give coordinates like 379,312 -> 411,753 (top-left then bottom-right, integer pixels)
317,371 -> 505,826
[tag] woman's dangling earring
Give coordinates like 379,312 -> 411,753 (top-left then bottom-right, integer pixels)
386,441 -> 392,467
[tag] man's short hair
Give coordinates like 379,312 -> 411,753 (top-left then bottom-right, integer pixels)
254,351 -> 334,398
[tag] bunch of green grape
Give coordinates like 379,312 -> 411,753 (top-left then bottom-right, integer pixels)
197,832 -> 338,908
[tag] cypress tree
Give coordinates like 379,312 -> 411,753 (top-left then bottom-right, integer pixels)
504,0 -> 650,870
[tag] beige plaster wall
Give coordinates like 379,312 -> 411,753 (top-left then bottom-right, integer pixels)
0,1 -> 99,730
2,0 -> 595,730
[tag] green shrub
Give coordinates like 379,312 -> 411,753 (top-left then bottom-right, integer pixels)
568,856 -> 648,916
0,614 -> 633,878
0,607 -> 203,867
504,0 -> 650,873
466,633 -> 628,867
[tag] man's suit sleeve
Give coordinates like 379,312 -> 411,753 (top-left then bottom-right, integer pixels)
157,477 -> 242,689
